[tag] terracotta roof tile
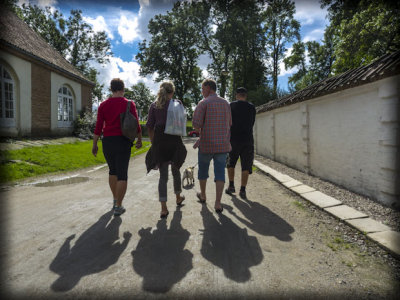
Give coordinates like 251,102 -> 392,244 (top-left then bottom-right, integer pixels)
0,8 -> 94,86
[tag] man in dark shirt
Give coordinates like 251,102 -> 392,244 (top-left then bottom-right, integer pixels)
225,87 -> 256,199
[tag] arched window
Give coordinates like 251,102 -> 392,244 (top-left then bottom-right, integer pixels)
57,85 -> 74,127
0,65 -> 15,127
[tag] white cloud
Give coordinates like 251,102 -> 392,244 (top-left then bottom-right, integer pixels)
83,15 -> 114,39
294,0 -> 328,26
302,28 -> 325,42
118,14 -> 140,43
90,57 -> 159,98
137,0 -> 178,40
279,47 -> 298,77
17,0 -> 58,12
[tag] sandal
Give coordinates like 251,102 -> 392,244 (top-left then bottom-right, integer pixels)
215,207 -> 224,214
196,192 -> 206,203
160,210 -> 169,218
176,195 -> 185,206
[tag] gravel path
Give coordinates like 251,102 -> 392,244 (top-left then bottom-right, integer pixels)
254,154 -> 400,232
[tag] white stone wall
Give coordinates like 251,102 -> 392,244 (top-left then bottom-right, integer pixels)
255,75 -> 400,207
0,50 -> 32,136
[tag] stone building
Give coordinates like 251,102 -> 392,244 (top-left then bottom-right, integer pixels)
0,9 -> 94,137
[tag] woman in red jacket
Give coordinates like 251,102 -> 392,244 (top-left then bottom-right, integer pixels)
92,78 -> 142,217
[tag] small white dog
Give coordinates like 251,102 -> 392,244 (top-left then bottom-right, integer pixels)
182,164 -> 196,187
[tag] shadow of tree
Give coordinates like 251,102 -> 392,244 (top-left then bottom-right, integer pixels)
225,195 -> 294,241
200,205 -> 263,282
132,207 -> 193,293
49,211 -> 131,292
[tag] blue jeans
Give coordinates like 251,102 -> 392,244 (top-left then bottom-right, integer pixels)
198,152 -> 228,182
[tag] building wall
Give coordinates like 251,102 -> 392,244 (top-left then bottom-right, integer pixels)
1,49 -> 93,137
0,50 -> 31,136
81,84 -> 92,112
275,106 -> 306,171
254,75 -> 400,208
31,62 -> 51,136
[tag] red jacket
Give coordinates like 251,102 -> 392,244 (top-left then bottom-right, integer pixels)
94,97 -> 141,137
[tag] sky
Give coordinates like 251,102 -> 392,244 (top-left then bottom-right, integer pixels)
18,0 -> 329,98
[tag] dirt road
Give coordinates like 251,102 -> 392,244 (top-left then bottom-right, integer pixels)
1,139 -> 398,299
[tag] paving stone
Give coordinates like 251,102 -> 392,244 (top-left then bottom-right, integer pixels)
273,173 -> 293,183
368,231 -> 400,258
253,160 -> 292,182
283,179 -> 303,188
300,191 -> 342,208
253,160 -> 275,174
345,218 -> 392,233
290,184 -> 315,194
324,205 -> 368,220
15,141 -> 37,147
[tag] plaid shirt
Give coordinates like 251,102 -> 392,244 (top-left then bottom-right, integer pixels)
192,93 -> 232,153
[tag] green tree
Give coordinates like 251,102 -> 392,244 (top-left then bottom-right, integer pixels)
14,4 -> 68,55
263,0 -> 300,99
136,2 -> 202,109
189,0 -> 268,101
227,1 -> 268,100
124,83 -> 155,119
12,3 -> 112,102
283,40 -> 307,91
321,0 -> 400,74
66,9 -> 112,74
85,67 -> 104,106
283,27 -> 334,92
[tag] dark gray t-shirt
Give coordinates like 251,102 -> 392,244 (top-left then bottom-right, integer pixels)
230,100 -> 256,143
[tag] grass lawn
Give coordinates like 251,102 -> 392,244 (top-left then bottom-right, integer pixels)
0,140 -> 150,183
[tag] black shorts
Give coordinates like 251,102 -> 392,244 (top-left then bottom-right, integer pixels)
102,136 -> 132,181
226,140 -> 254,174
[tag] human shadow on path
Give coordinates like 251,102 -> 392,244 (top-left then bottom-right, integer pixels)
225,195 -> 294,241
132,207 -> 193,293
49,211 -> 131,292
200,205 -> 263,282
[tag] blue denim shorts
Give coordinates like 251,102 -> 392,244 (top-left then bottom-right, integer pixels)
198,152 -> 228,182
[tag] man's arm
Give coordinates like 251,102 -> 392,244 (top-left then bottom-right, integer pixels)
192,101 -> 205,131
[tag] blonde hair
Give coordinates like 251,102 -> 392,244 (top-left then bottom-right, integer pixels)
156,81 -> 175,109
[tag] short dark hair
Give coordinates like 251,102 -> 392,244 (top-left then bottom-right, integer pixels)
236,87 -> 247,94
202,78 -> 217,91
110,78 -> 124,92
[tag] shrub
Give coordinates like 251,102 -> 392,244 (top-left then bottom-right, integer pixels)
73,110 -> 97,139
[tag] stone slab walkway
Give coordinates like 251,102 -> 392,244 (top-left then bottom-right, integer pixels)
254,159 -> 400,258
0,137 -> 87,150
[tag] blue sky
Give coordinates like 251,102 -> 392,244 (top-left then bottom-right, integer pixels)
19,0 -> 329,96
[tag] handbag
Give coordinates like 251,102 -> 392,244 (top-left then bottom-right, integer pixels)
164,99 -> 187,136
120,100 -> 138,142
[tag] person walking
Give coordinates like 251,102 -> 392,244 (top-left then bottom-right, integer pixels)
192,78 -> 232,213
145,81 -> 187,218
92,78 -> 142,217
225,87 -> 256,199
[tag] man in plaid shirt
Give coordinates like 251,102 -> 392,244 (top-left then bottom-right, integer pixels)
192,78 -> 232,213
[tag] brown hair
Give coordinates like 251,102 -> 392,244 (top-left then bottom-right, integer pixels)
156,81 -> 175,109
110,78 -> 124,92
202,78 -> 217,92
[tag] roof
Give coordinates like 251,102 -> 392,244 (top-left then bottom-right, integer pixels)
0,8 -> 94,86
256,50 -> 400,114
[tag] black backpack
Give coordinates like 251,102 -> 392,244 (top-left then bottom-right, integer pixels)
120,100 -> 138,142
